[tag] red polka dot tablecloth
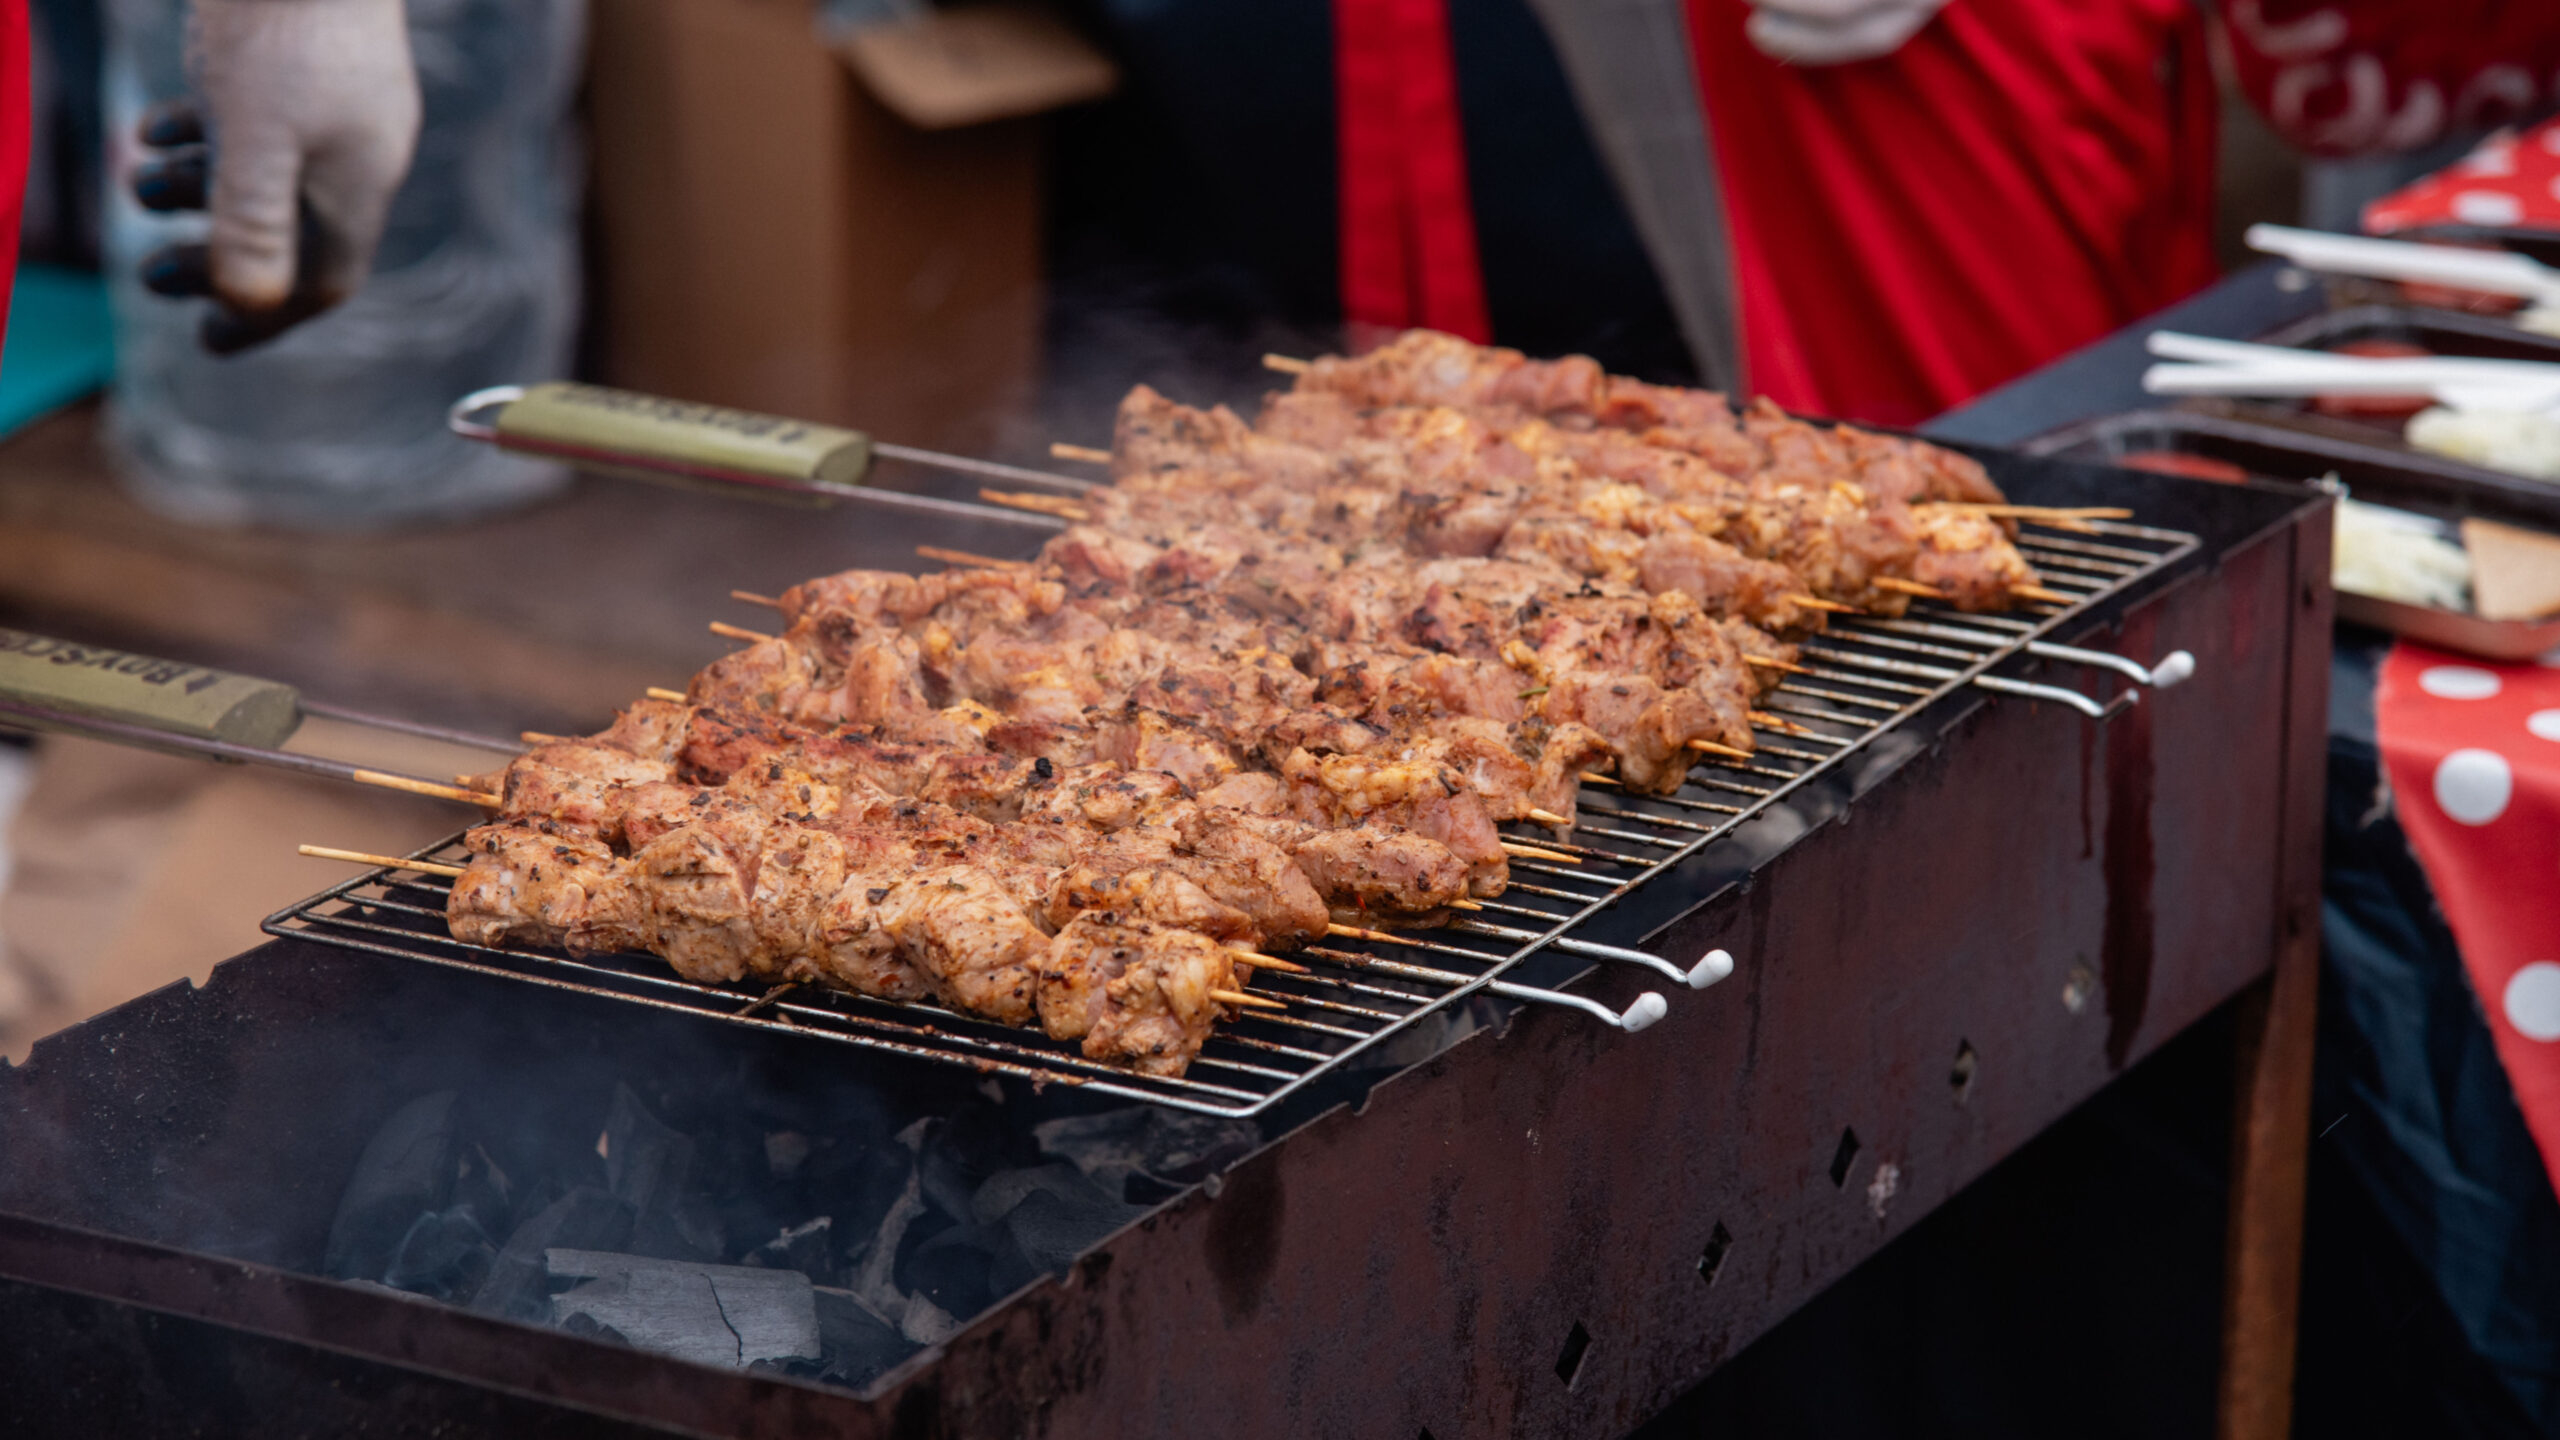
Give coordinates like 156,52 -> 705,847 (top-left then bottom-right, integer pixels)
2377,640 -> 2560,1194
2365,116 -> 2560,236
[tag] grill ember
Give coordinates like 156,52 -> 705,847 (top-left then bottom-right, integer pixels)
413,331 -> 2110,1084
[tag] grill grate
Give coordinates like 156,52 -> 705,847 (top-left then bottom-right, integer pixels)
266,519 -> 2199,1116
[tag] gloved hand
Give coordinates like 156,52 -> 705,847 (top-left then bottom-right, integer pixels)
131,0 -> 421,354
1743,0 -> 1950,65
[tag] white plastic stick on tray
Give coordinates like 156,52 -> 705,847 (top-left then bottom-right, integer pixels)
2246,223 -> 2560,306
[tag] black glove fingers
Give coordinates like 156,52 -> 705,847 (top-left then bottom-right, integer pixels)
200,292 -> 332,356
137,101 -> 205,150
133,148 -> 210,213
140,243 -> 215,299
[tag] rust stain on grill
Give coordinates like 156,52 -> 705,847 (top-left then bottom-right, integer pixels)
1205,1155 -> 1285,1323
2100,613 -> 2159,1071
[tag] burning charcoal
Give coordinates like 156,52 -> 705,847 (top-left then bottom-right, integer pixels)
1001,1185 -> 1145,1275
470,1186 -> 635,1323
558,1311 -> 631,1347
744,1215 -> 834,1282
840,1147 -> 959,1345
1030,1108 -> 1261,1202
547,1249 -> 821,1370
764,1131 -> 812,1179
811,1288 -> 919,1386
381,1205 -> 496,1301
900,1221 -> 1007,1320
800,1137 -> 914,1251
450,1142 -> 518,1237
324,1090 -> 461,1282
601,1084 -> 723,1262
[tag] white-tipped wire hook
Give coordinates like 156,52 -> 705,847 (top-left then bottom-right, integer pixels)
1451,925 -> 1733,990
1490,981 -> 1670,1033
2025,641 -> 2196,688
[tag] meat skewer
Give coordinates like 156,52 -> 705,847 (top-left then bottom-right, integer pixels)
1107,380 -> 2047,616
757,527 -> 1785,796
310,816 -> 1291,1077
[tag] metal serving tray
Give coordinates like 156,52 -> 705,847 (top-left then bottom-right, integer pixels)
2025,407 -> 2560,659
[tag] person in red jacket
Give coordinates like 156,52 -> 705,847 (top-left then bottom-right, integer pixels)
1336,0 -> 2558,427
0,0 -> 420,357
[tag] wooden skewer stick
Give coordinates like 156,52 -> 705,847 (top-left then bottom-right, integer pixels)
1788,594 -> 1860,614
1873,576 -> 1946,600
709,621 -> 774,645
646,687 -> 689,704
915,545 -> 1031,570
2010,583 -> 2075,605
1686,739 -> 1754,760
1263,354 -> 1312,375
521,731 -> 571,745
353,770 -> 501,807
731,590 -> 783,610
979,488 -> 1092,522
1048,443 -> 1113,464
1327,922 -> 1400,943
1213,988 -> 1286,1011
1499,841 -> 1581,864
736,983 -> 798,1018
1525,807 -> 1574,829
1741,654 -> 1810,676
299,845 -> 468,878
1578,771 -> 1619,786
1446,899 -> 1484,911
1749,710 -> 1809,735
1230,948 -> 1310,974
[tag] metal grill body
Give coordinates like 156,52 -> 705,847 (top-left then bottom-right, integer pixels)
265,520 -> 2198,1116
0,441 -> 2330,1439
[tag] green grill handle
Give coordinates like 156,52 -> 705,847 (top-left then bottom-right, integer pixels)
0,629 -> 302,748
448,382 -> 1085,524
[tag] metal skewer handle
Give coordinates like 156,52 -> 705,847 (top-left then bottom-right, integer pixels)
449,383 -> 1092,525
0,627 -> 522,754
0,695 -> 495,805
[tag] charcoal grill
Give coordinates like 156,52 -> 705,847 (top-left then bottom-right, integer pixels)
263,518 -> 2200,1116
0,421 -> 2329,1438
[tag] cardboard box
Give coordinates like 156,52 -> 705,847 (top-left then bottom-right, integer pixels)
584,0 -> 1113,451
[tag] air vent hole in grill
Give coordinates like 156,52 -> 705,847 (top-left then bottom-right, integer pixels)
1950,1040 -> 1979,1102
1697,1221 -> 1734,1286
1555,1321 -> 1593,1387
1829,1127 -> 1862,1188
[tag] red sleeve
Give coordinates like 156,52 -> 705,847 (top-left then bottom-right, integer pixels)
2221,0 -> 2560,158
0,0 -> 28,350
1684,0 -> 2219,426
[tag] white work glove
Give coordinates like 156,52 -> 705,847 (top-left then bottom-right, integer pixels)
133,0 -> 422,353
1743,0 -> 1950,65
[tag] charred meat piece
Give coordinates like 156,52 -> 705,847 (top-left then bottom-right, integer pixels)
1035,914 -> 1243,1076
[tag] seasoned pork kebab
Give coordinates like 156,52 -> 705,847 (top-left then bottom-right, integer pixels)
755,526 -> 1796,798
453,698 -> 1511,1075
1080,332 -> 2040,615
433,330 -> 2065,1077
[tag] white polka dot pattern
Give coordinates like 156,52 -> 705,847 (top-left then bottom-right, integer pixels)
2507,964 -> 2560,1042
2454,190 -> 2526,226
2420,666 -> 2502,700
2434,748 -> 2514,825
